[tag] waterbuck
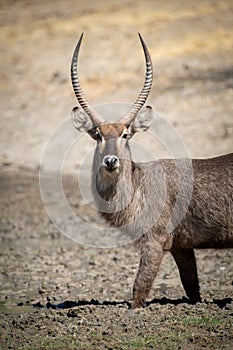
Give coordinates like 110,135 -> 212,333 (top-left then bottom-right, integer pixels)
71,33 -> 233,309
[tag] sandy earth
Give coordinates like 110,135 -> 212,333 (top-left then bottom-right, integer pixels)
0,0 -> 233,349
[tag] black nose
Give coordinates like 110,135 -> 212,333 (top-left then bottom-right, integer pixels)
103,155 -> 119,170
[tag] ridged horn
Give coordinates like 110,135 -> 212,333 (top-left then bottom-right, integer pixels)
118,33 -> 153,125
71,33 -> 103,126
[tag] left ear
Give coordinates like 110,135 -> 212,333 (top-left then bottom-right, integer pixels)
131,106 -> 153,133
71,106 -> 93,132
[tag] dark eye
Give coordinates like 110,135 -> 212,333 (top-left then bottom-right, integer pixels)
94,128 -> 102,141
122,133 -> 128,139
95,131 -> 102,141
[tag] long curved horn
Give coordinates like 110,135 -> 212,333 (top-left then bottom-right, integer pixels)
71,33 -> 103,126
118,33 -> 153,125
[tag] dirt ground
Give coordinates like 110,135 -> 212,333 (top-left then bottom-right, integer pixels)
0,0 -> 233,349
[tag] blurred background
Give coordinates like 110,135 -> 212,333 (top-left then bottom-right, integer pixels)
0,0 -> 232,170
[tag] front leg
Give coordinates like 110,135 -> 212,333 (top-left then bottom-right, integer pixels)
132,243 -> 165,309
171,248 -> 201,303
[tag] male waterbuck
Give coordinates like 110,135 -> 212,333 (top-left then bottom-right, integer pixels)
71,33 -> 233,308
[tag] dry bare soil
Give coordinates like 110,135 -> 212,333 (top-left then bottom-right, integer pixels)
0,1 -> 233,349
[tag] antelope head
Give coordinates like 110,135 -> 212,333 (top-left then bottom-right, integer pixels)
71,33 -> 154,180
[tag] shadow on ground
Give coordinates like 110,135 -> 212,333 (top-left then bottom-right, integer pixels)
32,297 -> 232,310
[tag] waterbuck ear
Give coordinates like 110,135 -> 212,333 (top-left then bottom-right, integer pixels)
71,106 -> 92,132
131,106 -> 153,133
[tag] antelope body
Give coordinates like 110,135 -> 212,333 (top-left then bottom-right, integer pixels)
71,34 -> 233,308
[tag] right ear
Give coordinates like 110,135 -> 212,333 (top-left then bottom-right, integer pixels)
71,106 -> 92,132
131,105 -> 153,133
